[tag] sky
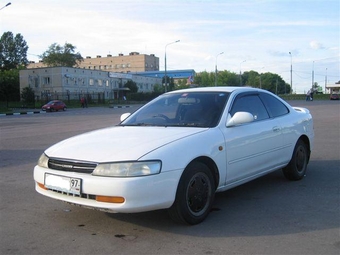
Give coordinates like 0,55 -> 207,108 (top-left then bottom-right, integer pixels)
1,0 -> 339,93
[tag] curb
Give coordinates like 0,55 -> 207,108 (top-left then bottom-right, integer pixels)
109,105 -> 132,109
0,106 -> 133,116
0,111 -> 46,117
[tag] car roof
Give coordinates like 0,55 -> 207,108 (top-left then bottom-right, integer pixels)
166,86 -> 261,94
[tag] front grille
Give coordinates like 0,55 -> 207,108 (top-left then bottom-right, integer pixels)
48,158 -> 97,174
48,188 -> 96,200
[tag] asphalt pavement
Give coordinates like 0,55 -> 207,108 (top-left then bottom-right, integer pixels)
0,100 -> 339,255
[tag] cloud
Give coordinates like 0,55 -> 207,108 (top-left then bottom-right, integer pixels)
310,41 -> 325,50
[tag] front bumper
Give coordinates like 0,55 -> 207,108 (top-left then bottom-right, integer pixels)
34,165 -> 182,213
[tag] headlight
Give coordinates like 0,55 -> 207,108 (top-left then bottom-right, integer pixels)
37,153 -> 49,168
92,161 -> 161,177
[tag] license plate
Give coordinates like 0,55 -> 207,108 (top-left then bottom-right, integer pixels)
45,173 -> 81,195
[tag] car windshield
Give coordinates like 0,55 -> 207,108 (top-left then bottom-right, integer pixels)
121,91 -> 230,127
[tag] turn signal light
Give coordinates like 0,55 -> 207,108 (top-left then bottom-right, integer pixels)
96,195 -> 125,203
37,182 -> 47,190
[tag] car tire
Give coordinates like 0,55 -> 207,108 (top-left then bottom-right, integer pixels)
63,107 -> 67,111
282,139 -> 308,181
168,161 -> 215,225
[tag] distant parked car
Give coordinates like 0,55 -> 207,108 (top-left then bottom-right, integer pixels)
42,100 -> 67,111
34,87 -> 314,225
330,93 -> 339,100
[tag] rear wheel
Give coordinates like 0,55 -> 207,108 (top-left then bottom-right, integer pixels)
282,139 -> 308,180
168,161 -> 215,225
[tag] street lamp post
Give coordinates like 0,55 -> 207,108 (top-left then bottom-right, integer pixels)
312,61 -> 315,90
0,2 -> 11,11
289,52 -> 292,94
164,40 -> 180,92
239,60 -> 246,86
215,52 -> 224,86
325,68 -> 328,94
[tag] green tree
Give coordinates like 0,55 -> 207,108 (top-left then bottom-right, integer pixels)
153,84 -> 164,93
312,82 -> 323,93
21,86 -> 35,104
243,70 -> 260,87
0,68 -> 20,107
195,71 -> 214,86
218,70 -> 239,86
40,43 -> 83,67
0,31 -> 29,71
194,70 -> 239,87
260,73 -> 290,94
124,80 -> 138,93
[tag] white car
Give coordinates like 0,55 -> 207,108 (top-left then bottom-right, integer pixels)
34,87 -> 314,225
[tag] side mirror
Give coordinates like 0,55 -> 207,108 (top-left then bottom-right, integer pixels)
120,113 -> 131,122
226,112 -> 254,127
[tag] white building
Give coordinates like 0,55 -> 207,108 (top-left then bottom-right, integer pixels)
20,67 -> 162,102
326,83 -> 340,94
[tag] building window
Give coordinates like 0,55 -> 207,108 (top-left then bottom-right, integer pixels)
98,79 -> 102,86
43,77 -> 50,85
89,78 -> 94,86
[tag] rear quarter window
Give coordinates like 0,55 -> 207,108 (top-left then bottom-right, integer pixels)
260,93 -> 289,118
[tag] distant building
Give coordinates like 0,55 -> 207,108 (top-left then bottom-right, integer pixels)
19,67 -> 162,102
133,70 -> 196,81
27,52 -> 159,73
23,52 -> 196,102
326,83 -> 340,94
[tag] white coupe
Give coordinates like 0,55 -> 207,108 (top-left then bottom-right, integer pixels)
34,87 -> 314,224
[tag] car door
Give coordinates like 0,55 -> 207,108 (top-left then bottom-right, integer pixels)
223,92 -> 284,184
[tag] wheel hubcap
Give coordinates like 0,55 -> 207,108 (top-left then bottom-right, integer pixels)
187,173 -> 210,215
296,146 -> 306,172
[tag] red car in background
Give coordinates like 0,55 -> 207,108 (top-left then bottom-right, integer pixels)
330,93 -> 339,100
42,100 -> 67,112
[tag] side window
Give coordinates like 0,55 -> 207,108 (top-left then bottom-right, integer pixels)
230,94 -> 269,121
260,93 -> 289,118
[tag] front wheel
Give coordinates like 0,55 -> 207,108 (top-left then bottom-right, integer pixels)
282,139 -> 308,180
168,161 -> 215,225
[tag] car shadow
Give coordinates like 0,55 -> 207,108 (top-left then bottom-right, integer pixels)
104,160 -> 339,237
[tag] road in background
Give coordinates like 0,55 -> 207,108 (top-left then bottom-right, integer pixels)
1,101 -> 339,255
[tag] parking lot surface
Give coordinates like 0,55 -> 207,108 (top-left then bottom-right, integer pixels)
0,101 -> 339,255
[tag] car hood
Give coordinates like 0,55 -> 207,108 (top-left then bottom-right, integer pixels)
45,126 -> 206,162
